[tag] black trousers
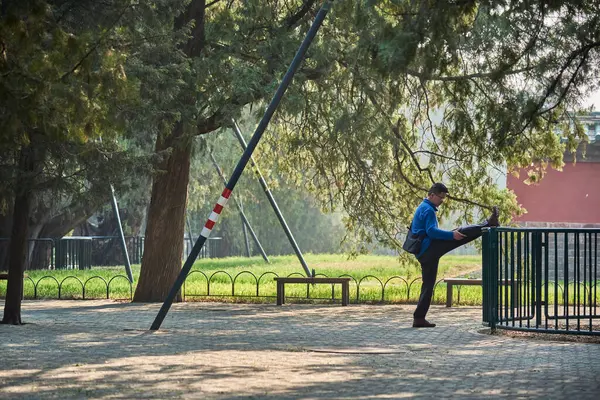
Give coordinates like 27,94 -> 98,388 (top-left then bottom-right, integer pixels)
413,222 -> 487,319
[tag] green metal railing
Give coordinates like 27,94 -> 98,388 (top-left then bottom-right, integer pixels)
1,236 -> 224,270
55,237 -> 93,270
483,227 -> 600,336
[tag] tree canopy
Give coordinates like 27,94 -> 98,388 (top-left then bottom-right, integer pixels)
259,0 -> 600,257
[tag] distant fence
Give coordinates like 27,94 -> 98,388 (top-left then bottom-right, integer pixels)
0,236 -> 221,270
483,227 -> 600,336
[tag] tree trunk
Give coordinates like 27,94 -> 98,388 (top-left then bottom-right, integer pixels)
2,145 -> 34,325
25,222 -> 44,270
133,0 -> 207,302
133,122 -> 192,302
0,197 -> 14,271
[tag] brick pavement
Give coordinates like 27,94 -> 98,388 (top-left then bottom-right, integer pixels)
1,300 -> 599,399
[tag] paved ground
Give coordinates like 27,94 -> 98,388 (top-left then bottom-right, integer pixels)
1,300 -> 599,399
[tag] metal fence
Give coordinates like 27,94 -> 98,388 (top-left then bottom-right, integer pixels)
87,236 -> 145,266
55,237 -> 93,269
13,274 -> 134,300
0,238 -> 56,270
180,272 -> 436,303
0,236 -> 221,270
4,272 -> 474,304
483,227 -> 600,336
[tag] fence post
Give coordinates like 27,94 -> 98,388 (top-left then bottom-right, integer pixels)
489,228 -> 499,331
482,228 -> 489,324
533,231 -> 543,328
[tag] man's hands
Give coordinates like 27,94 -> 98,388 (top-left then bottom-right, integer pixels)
453,229 -> 467,240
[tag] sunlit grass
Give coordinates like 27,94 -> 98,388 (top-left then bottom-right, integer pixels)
0,253 -> 485,304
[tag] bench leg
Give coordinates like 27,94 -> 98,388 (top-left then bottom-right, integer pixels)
276,282 -> 283,306
446,284 -> 453,307
341,283 -> 348,306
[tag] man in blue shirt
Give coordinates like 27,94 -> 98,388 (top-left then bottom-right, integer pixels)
410,183 -> 499,327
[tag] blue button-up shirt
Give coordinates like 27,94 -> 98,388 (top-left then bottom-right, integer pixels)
410,199 -> 453,257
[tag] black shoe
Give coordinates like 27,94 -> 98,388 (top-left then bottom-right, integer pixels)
487,206 -> 499,227
413,318 -> 436,328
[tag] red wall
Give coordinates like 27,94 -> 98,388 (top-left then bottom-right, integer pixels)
507,163 -> 600,223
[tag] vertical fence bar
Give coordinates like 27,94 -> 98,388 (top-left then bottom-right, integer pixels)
498,230 -> 503,324
525,232 -> 530,328
544,231 -> 549,330
588,232 -> 593,331
576,232 -> 580,331
534,231 -> 542,329
594,232 -> 598,315
490,228 -> 499,331
564,232 -> 570,330
482,229 -> 489,324
517,231 -> 522,327
584,232 -> 588,325
554,232 -> 558,330
69,240 -> 74,269
510,232 -> 515,324
504,232 -> 509,323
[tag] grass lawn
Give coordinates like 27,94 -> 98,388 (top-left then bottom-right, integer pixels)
1,253 -> 485,305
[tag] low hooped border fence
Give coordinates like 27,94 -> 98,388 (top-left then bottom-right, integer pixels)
11,275 -> 133,300
8,272 -> 458,303
5,269 -> 599,312
5,270 -> 598,307
181,270 -> 440,303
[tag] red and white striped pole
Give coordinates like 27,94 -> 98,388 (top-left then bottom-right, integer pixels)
150,0 -> 334,330
200,188 -> 231,239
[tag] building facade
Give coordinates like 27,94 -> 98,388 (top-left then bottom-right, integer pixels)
508,113 -> 600,228
506,113 -> 600,279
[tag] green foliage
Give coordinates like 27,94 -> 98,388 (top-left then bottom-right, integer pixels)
187,119 -> 348,255
259,0 -> 600,257
0,0 -> 155,217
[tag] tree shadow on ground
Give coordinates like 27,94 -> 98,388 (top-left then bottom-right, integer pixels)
0,301 -> 598,399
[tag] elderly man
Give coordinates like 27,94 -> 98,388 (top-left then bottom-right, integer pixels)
408,183 -> 499,328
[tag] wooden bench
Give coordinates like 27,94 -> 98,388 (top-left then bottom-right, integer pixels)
444,278 -> 519,307
274,277 -> 351,306
0,272 -> 29,280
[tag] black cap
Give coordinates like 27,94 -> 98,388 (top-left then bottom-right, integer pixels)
428,182 -> 449,195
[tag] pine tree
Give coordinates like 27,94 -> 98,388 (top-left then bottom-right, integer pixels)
0,0 -> 145,323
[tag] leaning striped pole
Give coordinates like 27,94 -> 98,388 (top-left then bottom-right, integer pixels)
150,0 -> 333,330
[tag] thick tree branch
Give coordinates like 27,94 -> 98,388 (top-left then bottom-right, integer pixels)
285,0 -> 317,29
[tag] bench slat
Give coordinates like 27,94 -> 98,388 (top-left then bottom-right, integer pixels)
0,273 -> 29,279
443,278 -> 482,285
274,277 -> 351,284
274,277 -> 351,306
